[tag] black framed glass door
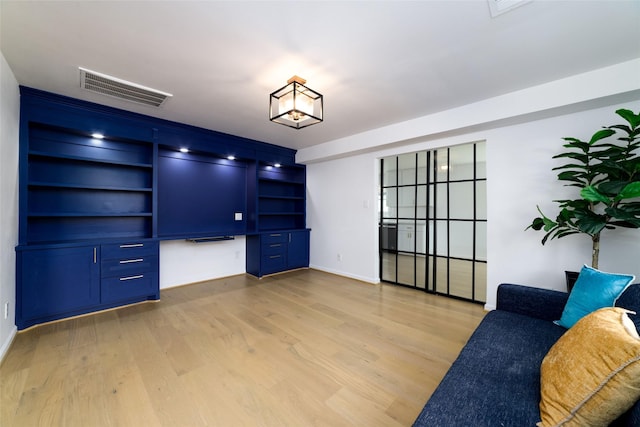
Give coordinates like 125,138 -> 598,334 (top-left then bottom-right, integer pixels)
379,141 -> 487,303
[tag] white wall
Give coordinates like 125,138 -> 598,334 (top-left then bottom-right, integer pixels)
307,155 -> 380,282
302,60 -> 640,310
160,238 -> 246,289
0,51 -> 20,361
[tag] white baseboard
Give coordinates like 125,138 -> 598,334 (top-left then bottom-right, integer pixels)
309,265 -> 380,284
0,326 -> 17,365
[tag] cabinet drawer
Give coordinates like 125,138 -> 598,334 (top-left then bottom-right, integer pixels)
261,232 -> 288,244
101,255 -> 158,278
262,242 -> 285,256
101,241 -> 158,259
261,253 -> 287,274
101,272 -> 157,304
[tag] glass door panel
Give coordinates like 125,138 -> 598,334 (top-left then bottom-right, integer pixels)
449,144 -> 475,181
398,153 -> 416,186
474,262 -> 488,302
449,221 -> 474,259
449,259 -> 474,300
379,141 -> 487,304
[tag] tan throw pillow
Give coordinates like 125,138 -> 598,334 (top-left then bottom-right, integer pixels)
538,307 -> 640,427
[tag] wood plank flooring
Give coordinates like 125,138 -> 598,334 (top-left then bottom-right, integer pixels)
0,269 -> 486,427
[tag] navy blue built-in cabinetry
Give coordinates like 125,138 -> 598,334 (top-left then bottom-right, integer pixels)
100,241 -> 159,304
17,240 -> 159,329
16,87 -> 309,330
17,245 -> 100,325
246,230 -> 310,277
245,161 -> 310,277
24,123 -> 154,243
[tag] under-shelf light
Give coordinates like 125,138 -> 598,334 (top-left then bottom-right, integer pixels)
274,163 -> 281,168
179,147 -> 189,153
91,133 -> 104,139
227,155 -> 236,160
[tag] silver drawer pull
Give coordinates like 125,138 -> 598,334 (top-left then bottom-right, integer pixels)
120,274 -> 144,281
269,234 -> 282,237
270,244 -> 281,248
119,258 -> 144,264
269,255 -> 281,259
120,243 -> 144,248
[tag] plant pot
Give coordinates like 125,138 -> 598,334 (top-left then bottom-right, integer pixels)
565,270 -> 580,293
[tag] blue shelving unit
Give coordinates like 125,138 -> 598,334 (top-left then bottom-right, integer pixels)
15,87 -> 309,329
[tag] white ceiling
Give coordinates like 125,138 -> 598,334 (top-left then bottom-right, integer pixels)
1,1 -> 639,151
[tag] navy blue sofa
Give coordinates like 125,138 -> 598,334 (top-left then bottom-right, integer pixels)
413,283 -> 640,427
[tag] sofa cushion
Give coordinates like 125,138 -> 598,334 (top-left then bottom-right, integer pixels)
538,307 -> 640,427
616,283 -> 640,331
557,265 -> 634,329
413,310 -> 566,427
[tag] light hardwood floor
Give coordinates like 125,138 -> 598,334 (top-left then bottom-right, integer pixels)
1,269 -> 485,427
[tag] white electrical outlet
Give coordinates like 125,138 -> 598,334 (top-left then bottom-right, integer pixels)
337,253 -> 342,262
3,302 -> 8,320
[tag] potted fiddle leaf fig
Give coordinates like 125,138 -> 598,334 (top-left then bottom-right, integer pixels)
527,108 -> 640,288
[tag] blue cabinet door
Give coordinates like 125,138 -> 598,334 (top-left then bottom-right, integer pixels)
17,245 -> 100,329
287,230 -> 310,269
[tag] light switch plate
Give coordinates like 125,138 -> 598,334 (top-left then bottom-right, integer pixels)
234,212 -> 243,221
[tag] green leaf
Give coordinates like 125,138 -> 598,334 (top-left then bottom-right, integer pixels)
608,124 -> 633,135
558,207 -> 576,222
576,217 -> 607,236
607,203 -> 640,218
609,220 -> 640,228
554,230 -> 580,239
581,186 -> 611,204
597,180 -> 629,196
556,171 -> 586,184
616,109 -> 640,130
561,137 -> 588,147
526,217 -> 546,231
589,128 -> 616,145
617,182 -> 640,201
605,206 -> 640,223
553,153 -> 589,162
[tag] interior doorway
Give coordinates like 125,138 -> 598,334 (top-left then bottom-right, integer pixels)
379,141 -> 487,303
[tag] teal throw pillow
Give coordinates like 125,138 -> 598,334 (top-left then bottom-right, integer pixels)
556,265 -> 634,329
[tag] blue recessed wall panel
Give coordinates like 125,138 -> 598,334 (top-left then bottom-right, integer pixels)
157,150 -> 247,238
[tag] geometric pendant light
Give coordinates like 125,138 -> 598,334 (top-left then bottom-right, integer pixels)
269,75 -> 323,129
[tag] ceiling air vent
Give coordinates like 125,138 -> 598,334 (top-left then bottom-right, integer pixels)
79,67 -> 172,107
488,0 -> 532,17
